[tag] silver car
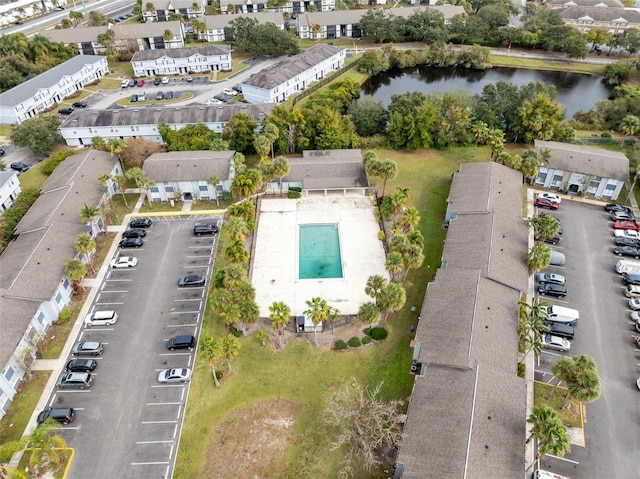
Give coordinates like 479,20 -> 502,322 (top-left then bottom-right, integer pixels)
71,341 -> 104,356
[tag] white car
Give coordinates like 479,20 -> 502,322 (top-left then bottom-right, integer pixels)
207,98 -> 223,105
84,310 -> 118,327
121,79 -> 129,88
629,298 -> 640,310
614,229 -> 640,239
542,334 -> 570,352
161,77 -> 169,84
223,88 -> 238,96
538,192 -> 562,204
110,256 -> 138,268
626,285 -> 640,298
157,368 -> 192,383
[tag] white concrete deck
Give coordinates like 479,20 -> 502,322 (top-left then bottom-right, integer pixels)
252,195 -> 389,317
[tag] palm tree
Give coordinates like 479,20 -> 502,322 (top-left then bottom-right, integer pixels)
28,418 -> 68,471
471,120 -> 490,157
270,156 -> 290,194
209,288 -> 233,315
225,239 -> 249,264
402,244 -> 424,280
106,138 -> 125,157
526,405 -> 559,445
126,167 -> 145,189
358,302 -> 380,326
97,173 -> 112,191
377,159 -> 398,198
379,282 -> 406,322
529,214 -> 561,242
263,123 -> 279,159
269,301 -> 291,348
518,298 -> 549,359
199,336 -> 222,387
256,329 -> 269,347
112,174 -> 129,207
619,114 -> 640,147
227,216 -> 249,241
221,334 -> 240,372
527,417 -> 571,470
220,264 -> 247,290
487,128 -> 505,159
525,242 -> 551,272
385,251 -> 404,281
253,134 -> 271,163
400,207 -> 420,233
64,258 -> 87,293
80,203 -> 101,232
227,200 -> 255,222
365,274 -> 387,307
238,300 -> 259,326
406,228 -> 424,247
207,175 -> 221,207
235,282 -> 256,302
304,297 -> 329,347
138,176 -> 156,206
74,234 -> 96,273
163,29 -> 174,41
69,10 -> 84,26
230,172 -> 258,199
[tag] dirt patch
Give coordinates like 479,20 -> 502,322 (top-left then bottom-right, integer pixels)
202,399 -> 298,479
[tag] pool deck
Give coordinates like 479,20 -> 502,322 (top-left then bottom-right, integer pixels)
251,195 -> 390,317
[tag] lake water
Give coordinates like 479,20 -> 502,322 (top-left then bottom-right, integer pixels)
361,66 -> 611,119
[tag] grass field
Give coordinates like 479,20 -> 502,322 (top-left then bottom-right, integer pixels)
175,146 -> 495,478
533,381 -> 583,428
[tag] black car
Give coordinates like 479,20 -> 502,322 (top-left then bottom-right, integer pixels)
130,94 -> 138,102
72,101 -> 88,108
37,407 -> 75,425
10,162 -> 29,173
193,223 -> 218,236
65,358 -> 97,372
122,228 -> 146,238
615,237 -> 640,248
231,85 -> 242,93
535,234 -> 560,245
59,107 -> 74,115
605,203 -> 631,213
541,321 -> 575,340
214,93 -> 230,102
538,283 -> 567,298
164,91 -> 174,100
614,245 -> 640,258
119,237 -> 143,248
153,77 -> 162,85
178,274 -> 206,287
129,218 -> 153,228
156,91 -> 164,100
167,335 -> 196,350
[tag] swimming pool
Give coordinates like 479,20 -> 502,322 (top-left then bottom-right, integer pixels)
299,224 -> 343,279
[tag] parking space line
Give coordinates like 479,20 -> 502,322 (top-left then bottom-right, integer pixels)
136,440 -> 175,444
55,390 -> 92,393
182,265 -> 209,268
83,327 -> 115,332
141,420 -> 178,424
159,352 -> 192,356
173,299 -> 201,302
167,323 -> 198,328
151,384 -> 188,388
147,401 -> 183,406
169,443 -> 175,459
98,290 -> 129,293
176,404 -> 182,419
94,302 -> 124,306
131,462 -> 170,466
547,455 -> 579,465
173,424 -> 178,439
170,310 -> 201,314
105,279 -> 133,282
539,297 -> 569,304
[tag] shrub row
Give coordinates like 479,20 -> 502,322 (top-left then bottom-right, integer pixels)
334,328 -> 387,350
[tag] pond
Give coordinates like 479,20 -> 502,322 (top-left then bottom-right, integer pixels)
361,66 -> 611,119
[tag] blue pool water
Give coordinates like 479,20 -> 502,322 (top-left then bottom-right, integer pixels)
299,224 -> 343,279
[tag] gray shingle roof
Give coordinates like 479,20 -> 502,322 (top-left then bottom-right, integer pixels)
41,21 -> 183,45
147,0 -> 195,9
131,44 -> 229,62
283,149 -> 367,189
59,103 -> 274,129
547,0 -> 623,7
559,5 -> 640,21
297,5 -> 465,27
242,44 -> 345,90
0,169 -> 18,187
204,12 -> 285,29
142,151 -> 234,181
535,140 -> 630,180
0,55 -> 105,107
0,150 -> 117,368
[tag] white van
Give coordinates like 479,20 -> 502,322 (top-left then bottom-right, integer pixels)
533,470 -> 571,479
84,310 -> 118,327
615,259 -> 640,274
545,305 -> 579,326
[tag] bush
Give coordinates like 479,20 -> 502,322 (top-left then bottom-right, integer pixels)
347,336 -> 361,348
288,191 -> 301,199
362,336 -> 373,345
229,325 -> 244,337
363,327 -> 372,336
289,186 -> 302,192
369,327 -> 388,340
55,307 -> 72,325
334,340 -> 348,350
40,150 -> 77,176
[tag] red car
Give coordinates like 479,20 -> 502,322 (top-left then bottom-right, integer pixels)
535,197 -> 559,210
614,220 -> 640,231
137,79 -> 145,87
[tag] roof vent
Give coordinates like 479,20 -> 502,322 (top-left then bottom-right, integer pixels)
156,108 -> 161,111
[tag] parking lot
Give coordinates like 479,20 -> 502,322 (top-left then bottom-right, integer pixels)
42,215 -> 220,479
533,200 -> 639,479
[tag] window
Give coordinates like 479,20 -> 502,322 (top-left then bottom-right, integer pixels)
55,292 -> 63,304
165,186 -> 174,192
150,187 -> 159,193
4,367 -> 14,381
36,312 -> 45,326
199,185 -> 208,192
605,183 -> 616,191
63,277 -> 70,288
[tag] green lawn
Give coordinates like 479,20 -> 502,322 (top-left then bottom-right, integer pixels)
488,53 -> 606,75
176,147 -> 493,478
534,381 -> 583,428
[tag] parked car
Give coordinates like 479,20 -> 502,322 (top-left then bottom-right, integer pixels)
84,310 -> 118,327
541,334 -> 570,352
614,229 -> 640,239
53,5 -> 65,10
630,298 -> 640,310
223,88 -> 238,96
536,273 -> 566,285
614,245 -> 640,258
623,273 -> 640,286
121,79 -> 130,88
535,197 -> 559,210
611,211 -> 636,222
186,75 -> 193,82
605,203 -> 631,213
536,234 -> 561,245
193,223 -> 218,236
166,335 -> 195,350
625,284 -> 640,298
550,251 -> 566,266
615,237 -> 640,248
119,237 -> 143,248
157,368 -> 192,383
207,98 -> 223,105
10,162 -> 29,173
72,101 -> 88,108
214,93 -> 231,102
538,283 -> 567,298
156,91 -> 164,100
122,228 -> 146,238
129,94 -> 138,103
164,91 -> 174,100
0,148 -> 4,156
161,77 -> 169,84
37,407 -> 75,425
71,341 -> 104,356
110,256 -> 138,268
137,79 -> 145,87
58,107 -> 74,115
56,372 -> 93,389
178,274 -> 206,287
65,358 -> 97,372
153,77 -> 162,85
130,218 -> 153,228
232,85 -> 242,93
538,192 -> 562,204
541,321 -> 574,340
128,79 -> 136,87
614,221 -> 640,231
137,92 -> 147,102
